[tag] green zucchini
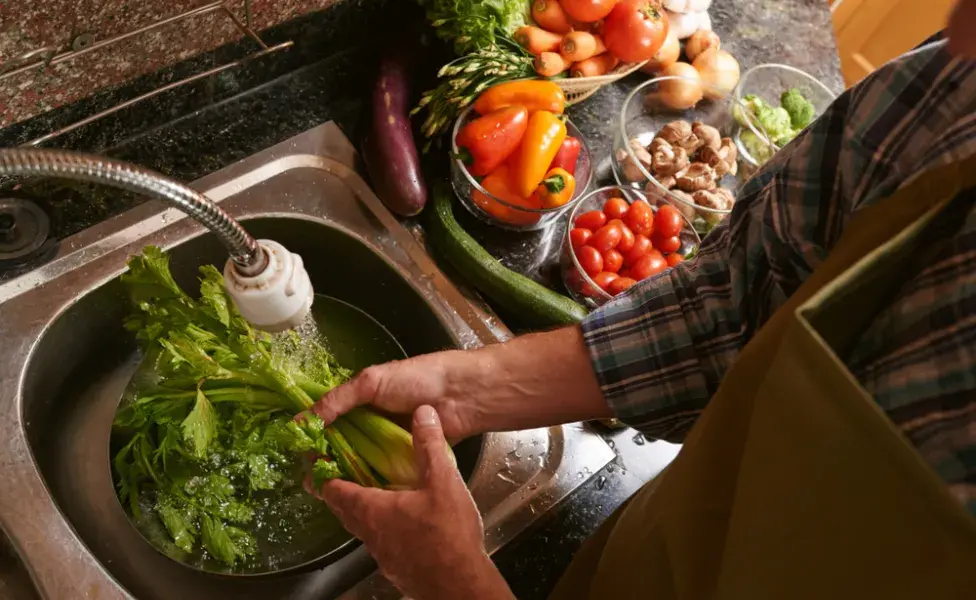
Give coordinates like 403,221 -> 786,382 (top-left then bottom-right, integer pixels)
426,182 -> 588,327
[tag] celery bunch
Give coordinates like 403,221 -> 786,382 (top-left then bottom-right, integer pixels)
112,247 -> 425,567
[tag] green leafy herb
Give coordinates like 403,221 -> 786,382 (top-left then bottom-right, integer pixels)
418,0 -> 527,54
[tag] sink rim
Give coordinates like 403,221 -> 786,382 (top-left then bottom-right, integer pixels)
0,122 -> 615,600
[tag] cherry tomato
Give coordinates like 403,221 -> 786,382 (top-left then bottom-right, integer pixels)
591,222 -> 623,252
666,253 -> 684,267
608,219 -> 635,253
570,227 -> 593,251
630,251 -> 667,280
576,245 -> 603,276
654,233 -> 681,254
561,0 -> 617,23
654,203 -> 683,238
603,197 -> 630,220
592,271 -> 619,292
602,0 -> 669,63
602,248 -> 624,273
607,277 -> 638,295
575,209 -> 607,231
624,200 -> 655,237
623,234 -> 653,266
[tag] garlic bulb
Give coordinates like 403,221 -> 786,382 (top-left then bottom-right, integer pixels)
662,0 -> 712,13
666,9 -> 712,39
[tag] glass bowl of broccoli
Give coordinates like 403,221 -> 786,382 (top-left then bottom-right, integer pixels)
732,63 -> 837,170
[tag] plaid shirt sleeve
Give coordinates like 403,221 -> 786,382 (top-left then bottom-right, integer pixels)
581,40 -> 976,444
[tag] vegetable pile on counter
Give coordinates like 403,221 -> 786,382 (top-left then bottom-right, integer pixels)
642,27 -> 740,110
734,88 -> 816,164
112,247 -> 436,568
568,197 -> 688,297
516,0 -> 668,78
455,80 -> 583,226
414,0 -> 672,141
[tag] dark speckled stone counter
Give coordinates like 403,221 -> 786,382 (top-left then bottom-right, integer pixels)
0,0 -> 842,597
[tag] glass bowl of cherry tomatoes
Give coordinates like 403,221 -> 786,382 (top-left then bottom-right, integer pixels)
561,185 -> 701,308
451,106 -> 594,232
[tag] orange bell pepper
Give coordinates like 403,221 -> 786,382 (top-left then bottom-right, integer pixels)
473,165 -> 542,226
536,167 -> 576,208
509,110 -> 567,198
473,80 -> 566,116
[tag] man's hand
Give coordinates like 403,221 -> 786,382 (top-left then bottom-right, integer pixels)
310,406 -> 514,600
311,327 -> 611,438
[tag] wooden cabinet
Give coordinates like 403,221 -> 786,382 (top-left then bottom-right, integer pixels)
832,0 -> 955,86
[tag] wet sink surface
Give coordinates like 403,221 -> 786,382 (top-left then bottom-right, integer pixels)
0,122 -> 615,599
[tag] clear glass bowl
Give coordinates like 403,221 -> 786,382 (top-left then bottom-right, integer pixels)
733,63 -> 837,169
450,106 -> 593,232
612,76 -> 749,235
561,185 -> 701,309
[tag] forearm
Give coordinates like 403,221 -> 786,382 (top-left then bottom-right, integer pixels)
445,326 -> 611,434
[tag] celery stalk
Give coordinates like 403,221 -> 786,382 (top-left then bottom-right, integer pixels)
340,409 -> 420,488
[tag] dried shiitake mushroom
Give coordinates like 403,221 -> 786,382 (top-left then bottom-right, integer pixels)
692,122 -> 721,151
651,139 -> 690,177
675,163 -> 717,191
616,138 -> 653,182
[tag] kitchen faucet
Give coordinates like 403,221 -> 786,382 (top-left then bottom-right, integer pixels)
0,148 -> 313,331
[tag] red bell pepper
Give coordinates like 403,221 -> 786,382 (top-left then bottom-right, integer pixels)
548,136 -> 582,175
455,106 -> 529,177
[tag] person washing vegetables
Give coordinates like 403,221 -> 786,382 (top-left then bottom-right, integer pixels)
308,4 -> 976,598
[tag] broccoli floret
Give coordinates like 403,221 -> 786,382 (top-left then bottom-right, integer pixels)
733,94 -> 771,128
781,88 -> 816,129
755,104 -> 794,142
740,130 -> 775,164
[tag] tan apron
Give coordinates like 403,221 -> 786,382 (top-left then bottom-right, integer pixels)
552,157 -> 976,600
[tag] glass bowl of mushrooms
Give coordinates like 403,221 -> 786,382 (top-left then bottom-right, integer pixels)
612,76 -> 749,234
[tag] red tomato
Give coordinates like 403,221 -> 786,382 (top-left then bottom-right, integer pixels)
570,227 -> 593,251
603,249 -> 624,273
654,233 -> 681,254
561,0 -> 617,23
603,197 -> 630,220
624,200 -> 655,237
666,253 -> 684,267
575,209 -> 607,231
654,203 -> 683,238
608,276 -> 638,295
591,222 -> 623,252
602,0 -> 669,63
608,219 -> 635,252
623,234 -> 653,266
576,245 -> 604,276
592,271 -> 619,292
630,251 -> 667,280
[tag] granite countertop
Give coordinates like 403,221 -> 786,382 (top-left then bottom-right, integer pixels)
0,0 -> 842,597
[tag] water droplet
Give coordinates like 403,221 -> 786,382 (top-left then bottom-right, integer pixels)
632,433 -> 646,446
608,439 -> 616,449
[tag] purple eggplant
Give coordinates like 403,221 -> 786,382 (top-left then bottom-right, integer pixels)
363,54 -> 427,217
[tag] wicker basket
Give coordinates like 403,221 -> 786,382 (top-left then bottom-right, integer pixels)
557,61 -> 648,104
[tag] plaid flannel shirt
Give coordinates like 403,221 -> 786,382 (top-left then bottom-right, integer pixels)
581,40 -> 976,514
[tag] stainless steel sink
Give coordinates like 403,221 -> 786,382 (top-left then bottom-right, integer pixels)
0,122 -> 615,599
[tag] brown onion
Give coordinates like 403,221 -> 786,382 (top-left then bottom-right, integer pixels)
685,30 -> 720,62
693,49 -> 740,100
642,28 -> 681,74
659,62 -> 704,109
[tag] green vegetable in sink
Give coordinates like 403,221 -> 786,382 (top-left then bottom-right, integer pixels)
113,247 -> 436,568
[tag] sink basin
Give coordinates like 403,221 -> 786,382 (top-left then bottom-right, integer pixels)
0,122 -> 615,599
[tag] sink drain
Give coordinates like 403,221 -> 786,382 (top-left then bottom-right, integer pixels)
0,197 -> 50,262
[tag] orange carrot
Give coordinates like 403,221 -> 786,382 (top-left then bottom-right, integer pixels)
534,52 -> 569,77
531,0 -> 573,34
571,53 -> 619,78
515,26 -> 564,56
559,31 -> 606,63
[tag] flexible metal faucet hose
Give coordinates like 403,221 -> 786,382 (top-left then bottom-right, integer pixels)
0,148 -> 267,274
